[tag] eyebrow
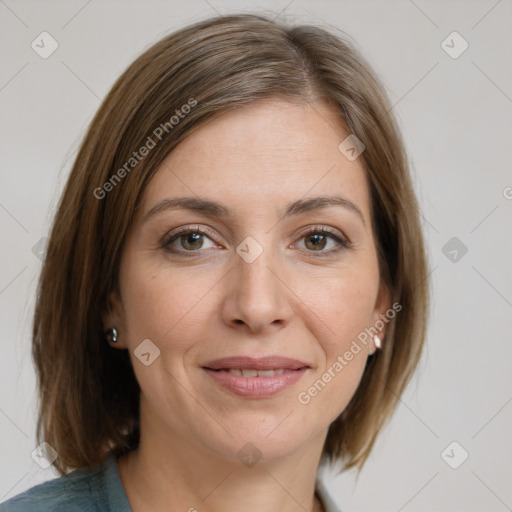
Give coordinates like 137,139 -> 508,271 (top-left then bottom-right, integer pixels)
144,195 -> 365,226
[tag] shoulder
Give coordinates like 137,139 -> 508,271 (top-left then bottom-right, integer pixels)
0,464 -> 107,512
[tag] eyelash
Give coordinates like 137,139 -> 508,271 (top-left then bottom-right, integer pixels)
160,225 -> 351,258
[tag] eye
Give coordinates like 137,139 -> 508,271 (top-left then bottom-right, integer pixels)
161,226 -> 219,256
293,226 -> 350,256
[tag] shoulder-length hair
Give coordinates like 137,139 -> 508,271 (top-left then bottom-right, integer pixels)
33,13 -> 429,475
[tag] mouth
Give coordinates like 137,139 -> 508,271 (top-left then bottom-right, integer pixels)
201,356 -> 310,398
207,368 -> 290,377
202,355 -> 309,372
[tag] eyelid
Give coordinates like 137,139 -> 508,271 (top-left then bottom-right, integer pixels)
292,225 -> 352,256
161,224 -> 220,246
295,225 -> 350,245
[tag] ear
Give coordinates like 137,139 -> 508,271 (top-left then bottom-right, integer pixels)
368,280 -> 391,355
101,288 -> 127,349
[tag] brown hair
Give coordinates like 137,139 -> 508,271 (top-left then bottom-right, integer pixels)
33,13 -> 429,475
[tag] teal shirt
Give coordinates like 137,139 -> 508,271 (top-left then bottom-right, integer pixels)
0,455 -> 341,512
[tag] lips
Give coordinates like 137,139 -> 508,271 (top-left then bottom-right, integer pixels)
202,356 -> 309,372
224,368 -> 285,377
201,356 -> 310,397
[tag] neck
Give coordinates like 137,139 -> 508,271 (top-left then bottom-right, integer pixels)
117,404 -> 328,512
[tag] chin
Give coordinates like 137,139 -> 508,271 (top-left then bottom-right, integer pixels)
199,420 -> 314,464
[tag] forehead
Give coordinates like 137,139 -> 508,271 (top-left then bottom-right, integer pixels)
140,98 -> 371,222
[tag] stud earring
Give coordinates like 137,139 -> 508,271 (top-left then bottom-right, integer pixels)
374,335 -> 382,349
105,327 -> 118,344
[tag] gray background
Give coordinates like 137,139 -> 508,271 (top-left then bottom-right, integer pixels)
1,0 -> 511,510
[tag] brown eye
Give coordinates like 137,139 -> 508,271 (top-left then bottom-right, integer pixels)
162,227 -> 219,256
179,232 -> 205,251
295,227 -> 350,256
304,233 -> 328,251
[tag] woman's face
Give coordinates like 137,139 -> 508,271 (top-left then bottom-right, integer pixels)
110,98 -> 390,462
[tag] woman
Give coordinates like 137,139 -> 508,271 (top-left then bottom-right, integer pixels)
0,13 -> 429,512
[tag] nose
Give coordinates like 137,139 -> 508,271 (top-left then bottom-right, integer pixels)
220,243 -> 294,335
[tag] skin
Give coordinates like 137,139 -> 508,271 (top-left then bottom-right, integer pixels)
105,97 -> 390,512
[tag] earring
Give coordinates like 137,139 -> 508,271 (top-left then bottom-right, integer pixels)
105,327 -> 118,344
374,335 -> 382,349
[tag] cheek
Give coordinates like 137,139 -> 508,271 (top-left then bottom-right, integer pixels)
300,264 -> 379,354
293,260 -> 378,416
118,263 -> 215,402
119,259 -> 208,351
